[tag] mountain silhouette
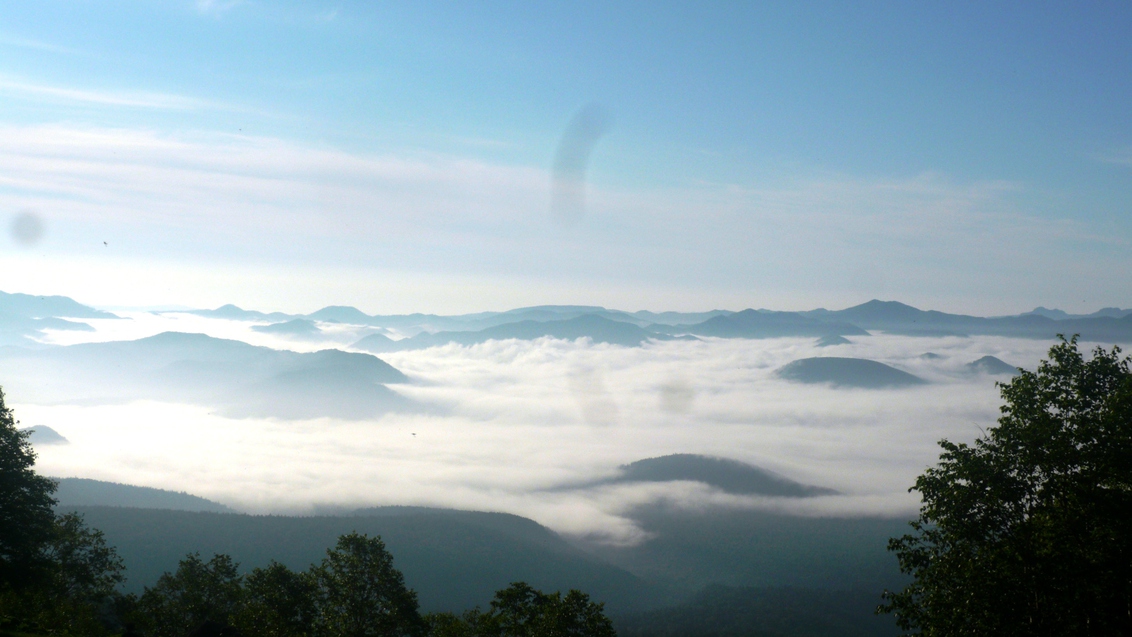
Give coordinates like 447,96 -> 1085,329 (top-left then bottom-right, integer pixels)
353,314 -> 679,352
251,318 -> 322,336
815,335 -> 852,347
53,478 -> 231,513
669,310 -> 867,339
805,299 -> 1132,341
351,332 -> 399,353
966,355 -> 1018,375
0,290 -> 117,346
599,454 -> 837,497
0,332 -> 413,419
185,304 -> 294,322
21,425 -> 68,445
776,357 -> 926,388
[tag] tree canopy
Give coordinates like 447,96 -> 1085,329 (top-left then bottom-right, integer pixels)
881,336 -> 1132,635
0,385 -> 126,635
425,582 -> 616,637
0,385 -> 58,587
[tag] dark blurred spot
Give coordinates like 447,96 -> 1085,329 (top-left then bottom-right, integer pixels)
11,210 -> 45,247
659,379 -> 695,414
551,103 -> 612,225
569,366 -> 619,425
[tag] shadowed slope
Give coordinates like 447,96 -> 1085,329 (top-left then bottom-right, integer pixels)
54,478 -> 231,513
70,506 -> 658,614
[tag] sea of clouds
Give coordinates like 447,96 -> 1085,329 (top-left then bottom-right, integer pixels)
18,313 -> 1069,544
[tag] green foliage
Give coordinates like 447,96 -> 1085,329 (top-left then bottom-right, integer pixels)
0,386 -> 57,588
881,336 -> 1132,635
134,553 -> 243,637
423,582 -> 616,637
0,387 -> 126,636
0,512 -> 126,636
234,562 -> 318,637
617,585 -> 897,637
314,532 -> 425,637
131,533 -> 425,637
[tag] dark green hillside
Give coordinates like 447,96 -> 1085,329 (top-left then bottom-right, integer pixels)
617,585 -> 898,637
66,506 -> 659,614
587,505 -> 907,593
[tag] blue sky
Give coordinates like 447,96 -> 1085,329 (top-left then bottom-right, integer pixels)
1,1 -> 1130,313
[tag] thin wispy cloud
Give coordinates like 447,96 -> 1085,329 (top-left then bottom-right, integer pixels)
0,34 -> 84,56
0,78 -> 222,111
0,123 -> 1125,314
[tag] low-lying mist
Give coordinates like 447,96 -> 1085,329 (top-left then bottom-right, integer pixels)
18,313 -> 1061,544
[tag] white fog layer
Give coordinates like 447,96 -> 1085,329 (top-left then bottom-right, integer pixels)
11,313 -> 1067,544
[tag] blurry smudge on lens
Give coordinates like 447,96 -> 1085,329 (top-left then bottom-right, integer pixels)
659,378 -> 696,414
568,366 -> 619,425
11,211 -> 46,247
551,103 -> 612,226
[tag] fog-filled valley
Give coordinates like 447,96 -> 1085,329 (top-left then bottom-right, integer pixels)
5,290 -> 1128,620
7,290 -> 1108,536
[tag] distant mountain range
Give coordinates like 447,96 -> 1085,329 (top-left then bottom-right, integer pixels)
7,291 -> 1132,352
53,477 -> 232,513
354,315 -> 691,352
240,299 -> 1132,344
0,331 -> 413,419
1023,306 -> 1132,320
0,290 -> 118,346
250,318 -> 322,337
183,304 -> 733,334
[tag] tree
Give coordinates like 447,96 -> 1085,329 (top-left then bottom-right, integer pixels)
423,582 -> 616,637
880,336 -> 1132,636
234,561 -> 319,637
314,532 -> 425,637
135,553 -> 244,637
0,385 -> 58,588
17,512 -> 127,633
0,388 -> 126,635
489,583 -> 615,637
